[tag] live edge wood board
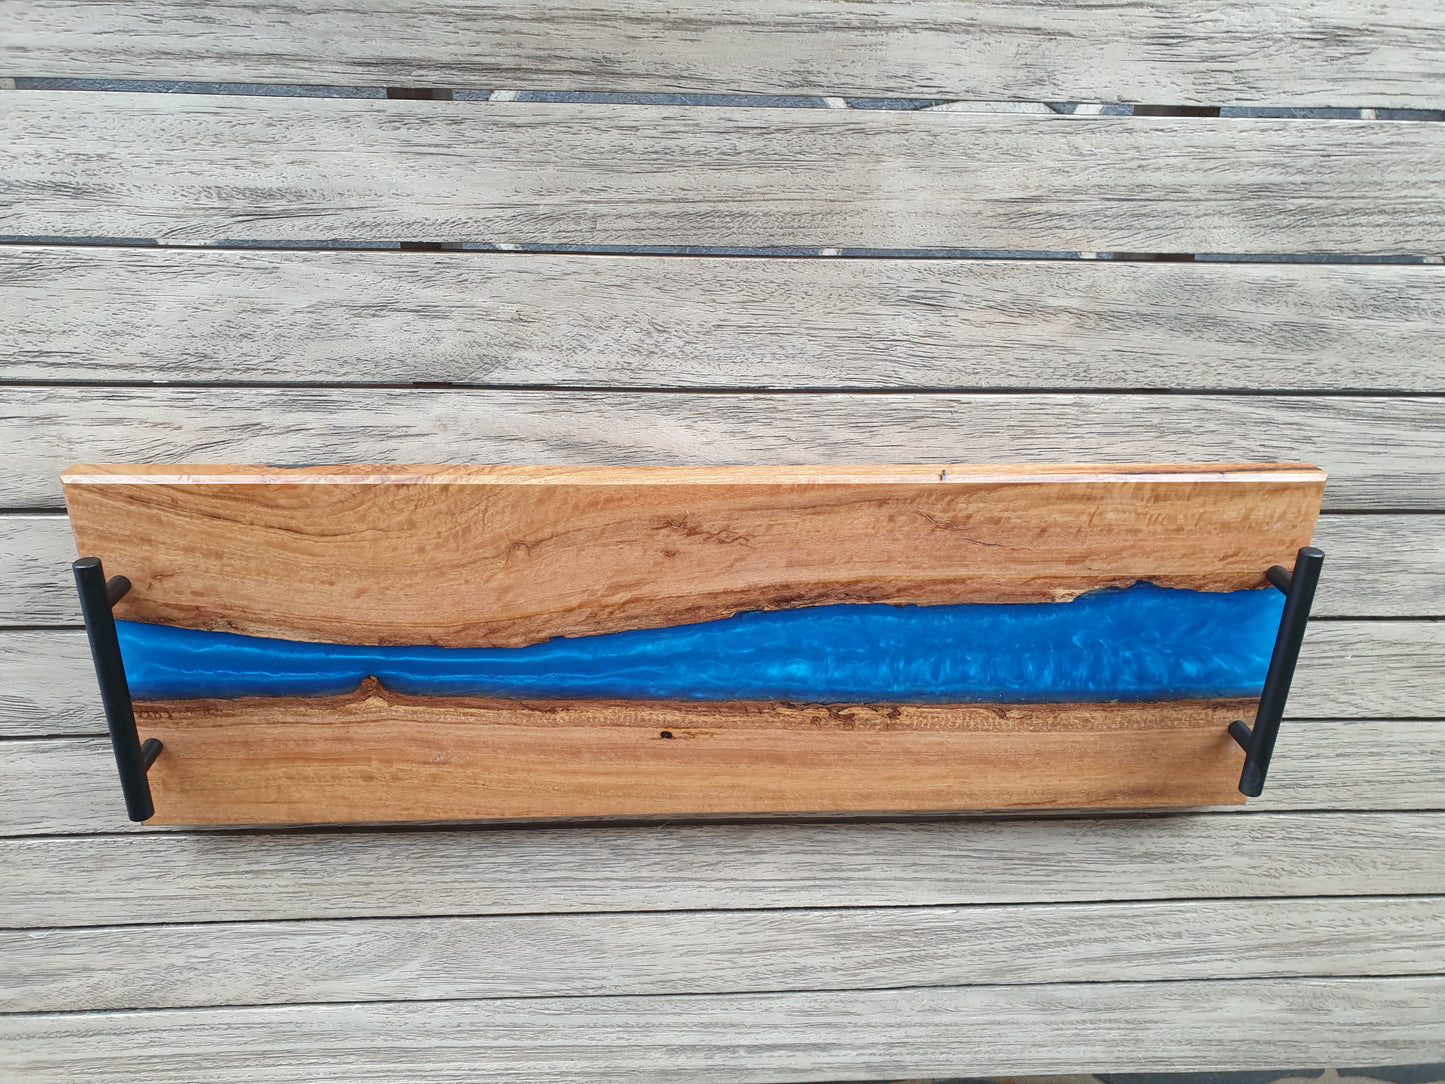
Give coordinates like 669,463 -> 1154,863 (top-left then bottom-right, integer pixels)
62,463 -> 1326,824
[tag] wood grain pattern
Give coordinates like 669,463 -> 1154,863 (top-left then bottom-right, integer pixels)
7,896 -> 1443,1012
1310,514 -> 1445,618
5,0 -> 1443,106
5,811 -> 1441,927
3,976 -> 1443,1082
118,688 -> 1252,824
9,513 -> 1443,630
14,387 -> 1438,512
6,720 -> 1441,835
5,94 -> 1444,251
61,463 -> 1323,646
8,247 -> 1445,390
1290,621 -> 1445,716
1251,719 -> 1445,813
8,618 -> 1443,739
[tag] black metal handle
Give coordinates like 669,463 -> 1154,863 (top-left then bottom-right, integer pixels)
1229,546 -> 1325,797
73,557 -> 162,822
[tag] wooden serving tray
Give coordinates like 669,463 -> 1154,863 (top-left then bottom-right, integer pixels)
62,462 -> 1326,824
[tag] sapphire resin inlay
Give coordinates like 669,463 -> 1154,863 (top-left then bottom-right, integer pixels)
115,583 -> 1283,703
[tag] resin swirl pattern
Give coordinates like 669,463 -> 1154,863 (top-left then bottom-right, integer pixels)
117,583 -> 1284,703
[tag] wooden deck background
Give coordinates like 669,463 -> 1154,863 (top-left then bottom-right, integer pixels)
1,1 -> 1443,1079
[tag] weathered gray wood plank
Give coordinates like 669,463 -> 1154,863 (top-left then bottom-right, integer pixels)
4,387 -> 1442,510
6,811 -> 1441,928
2,620 -> 1440,740
2,721 -> 1439,835
0,633 -> 100,736
6,896 -> 1442,1013
6,247 -> 1445,390
1311,515 -> 1445,619
1291,621 -> 1445,717
1252,720 -> 1445,811
0,515 -> 76,626
4,976 -> 1443,1082
4,94 -> 1443,251
3,0 -> 1442,107
5,512 -> 1443,626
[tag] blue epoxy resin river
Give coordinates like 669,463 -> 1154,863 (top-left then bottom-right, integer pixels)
115,583 -> 1283,703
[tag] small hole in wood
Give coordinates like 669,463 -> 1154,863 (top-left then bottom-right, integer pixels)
659,731 -> 674,739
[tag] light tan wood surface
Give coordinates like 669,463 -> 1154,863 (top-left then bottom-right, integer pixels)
62,462 -> 1323,645
11,511 -> 1443,628
114,688 -> 1252,824
8,248 -> 1445,390
5,0 -> 1442,106
8,719 -> 1442,835
5,94 -> 1444,251
8,725 -> 1433,838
